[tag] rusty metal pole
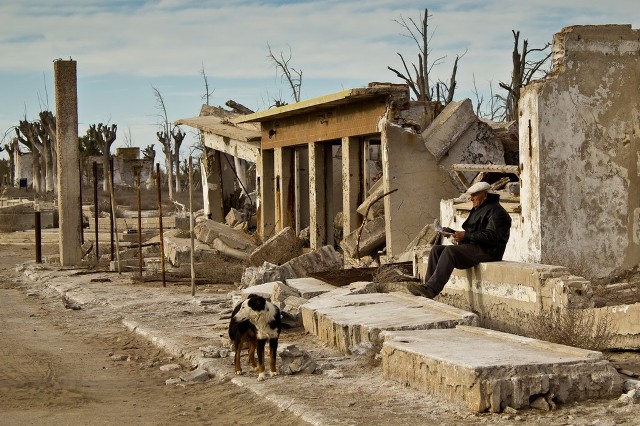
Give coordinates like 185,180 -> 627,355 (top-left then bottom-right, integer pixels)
156,163 -> 166,287
109,158 -> 114,261
189,156 -> 195,296
137,169 -> 143,278
108,156 -> 121,274
34,211 -> 42,263
93,161 -> 99,258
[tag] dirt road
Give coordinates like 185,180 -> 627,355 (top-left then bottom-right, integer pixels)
0,238 -> 306,426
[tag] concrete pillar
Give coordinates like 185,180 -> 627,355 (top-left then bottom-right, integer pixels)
294,149 -> 302,235
342,136 -> 363,236
309,142 -> 326,248
202,148 -> 224,222
274,147 -> 294,232
258,149 -> 276,241
54,59 -> 82,266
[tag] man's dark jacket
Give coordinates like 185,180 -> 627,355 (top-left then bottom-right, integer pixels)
460,192 -> 512,260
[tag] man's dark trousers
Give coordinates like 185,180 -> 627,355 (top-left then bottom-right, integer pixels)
425,244 -> 495,295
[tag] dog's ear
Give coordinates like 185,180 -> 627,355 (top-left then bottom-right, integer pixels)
247,295 -> 266,311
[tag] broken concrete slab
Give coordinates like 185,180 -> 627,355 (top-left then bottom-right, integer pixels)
249,226 -> 303,266
240,281 -> 281,299
212,237 -> 250,262
340,216 -> 386,259
194,219 -> 257,253
163,235 -> 216,267
285,277 -> 336,300
301,291 -> 477,353
382,326 -> 622,413
241,245 -> 342,288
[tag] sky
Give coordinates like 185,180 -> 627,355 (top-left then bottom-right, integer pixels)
0,0 -> 637,163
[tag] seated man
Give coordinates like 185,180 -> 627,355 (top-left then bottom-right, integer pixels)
410,181 -> 512,299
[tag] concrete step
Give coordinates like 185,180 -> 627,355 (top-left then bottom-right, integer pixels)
301,291 -> 478,354
382,326 -> 622,413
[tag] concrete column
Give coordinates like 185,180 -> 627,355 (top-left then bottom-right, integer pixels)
203,148 -> 224,222
54,59 -> 82,266
294,149 -> 302,235
258,149 -> 276,241
274,147 -> 294,232
342,136 -> 363,236
308,142 -> 326,248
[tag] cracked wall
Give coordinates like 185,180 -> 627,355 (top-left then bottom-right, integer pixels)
519,24 -> 640,280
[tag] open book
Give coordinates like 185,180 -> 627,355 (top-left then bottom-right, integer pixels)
434,219 -> 456,236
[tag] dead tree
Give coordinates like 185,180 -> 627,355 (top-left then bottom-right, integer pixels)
142,144 -> 156,189
152,86 -> 175,200
156,130 -> 174,199
3,138 -> 17,185
172,127 -> 185,193
498,30 -> 551,121
38,111 -> 57,190
387,8 -> 464,106
16,120 -> 44,192
88,123 -> 117,191
267,43 -> 302,104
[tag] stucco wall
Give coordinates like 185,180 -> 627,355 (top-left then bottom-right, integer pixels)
519,24 -> 640,280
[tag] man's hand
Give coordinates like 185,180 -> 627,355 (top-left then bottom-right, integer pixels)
453,231 -> 465,242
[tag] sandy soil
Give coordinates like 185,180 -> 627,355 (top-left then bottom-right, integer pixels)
0,237 -> 306,426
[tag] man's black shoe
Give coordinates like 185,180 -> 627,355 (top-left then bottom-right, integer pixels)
407,283 -> 436,299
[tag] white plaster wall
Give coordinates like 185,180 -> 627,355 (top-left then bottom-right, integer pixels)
519,25 -> 640,280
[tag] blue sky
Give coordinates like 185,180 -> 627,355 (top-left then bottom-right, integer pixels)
0,0 -> 637,162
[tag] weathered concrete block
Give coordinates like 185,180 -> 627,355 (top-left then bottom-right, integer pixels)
212,238 -> 250,262
301,291 -> 477,354
249,226 -> 302,266
382,326 -> 622,412
281,245 -> 343,278
340,216 -> 386,258
285,277 -> 336,299
163,235 -> 215,267
272,281 -> 300,305
240,281 -> 281,299
194,219 -> 256,252
422,99 -> 477,162
225,208 -> 244,227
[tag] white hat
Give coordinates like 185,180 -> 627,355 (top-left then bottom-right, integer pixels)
466,181 -> 491,194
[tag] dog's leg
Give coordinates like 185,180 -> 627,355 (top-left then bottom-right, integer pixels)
256,338 -> 266,381
248,338 -> 257,369
269,338 -> 279,377
234,334 -> 244,375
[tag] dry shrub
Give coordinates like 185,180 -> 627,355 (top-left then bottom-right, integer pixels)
528,307 -> 616,352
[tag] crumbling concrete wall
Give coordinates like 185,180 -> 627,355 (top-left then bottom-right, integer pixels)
519,24 -> 640,280
381,121 -> 458,258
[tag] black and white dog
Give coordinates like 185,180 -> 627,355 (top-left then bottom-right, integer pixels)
228,294 -> 281,381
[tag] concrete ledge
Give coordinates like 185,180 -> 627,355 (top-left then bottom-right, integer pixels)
301,291 -> 478,354
382,326 -> 622,412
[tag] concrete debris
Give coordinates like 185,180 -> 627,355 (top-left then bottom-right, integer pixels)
240,281 -> 280,299
159,363 -> 181,372
165,378 -> 183,386
179,367 -> 210,383
280,296 -> 309,328
249,226 -> 303,266
199,346 -> 230,358
163,235 -> 215,267
271,281 -> 300,306
240,245 -> 342,288
285,277 -> 336,299
340,216 -> 386,259
225,207 -> 244,227
194,219 -> 257,253
279,344 -> 317,375
382,326 -> 622,413
212,237 -> 250,261
617,389 -> 639,406
110,354 -> 129,361
623,379 -> 640,392
298,227 -> 310,246
422,98 -> 505,192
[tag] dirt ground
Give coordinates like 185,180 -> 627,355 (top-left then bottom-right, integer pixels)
0,238 -> 306,426
2,229 -> 640,426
